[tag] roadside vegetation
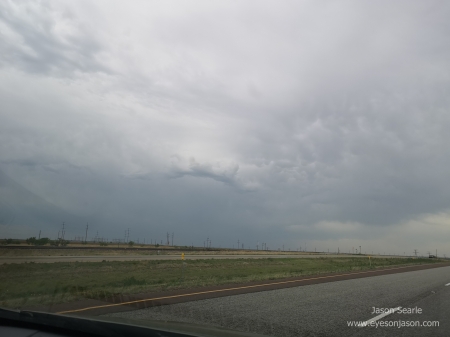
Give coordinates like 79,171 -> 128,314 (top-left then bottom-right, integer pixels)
1,238 -> 21,245
0,248 -> 162,257
0,257 -> 444,309
0,248 -> 332,257
25,237 -> 51,246
0,247 -> 416,257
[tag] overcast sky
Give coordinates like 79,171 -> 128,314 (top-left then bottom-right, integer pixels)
1,1 -> 450,255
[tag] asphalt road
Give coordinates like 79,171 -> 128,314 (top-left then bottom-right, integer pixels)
105,265 -> 450,337
0,253 -> 408,264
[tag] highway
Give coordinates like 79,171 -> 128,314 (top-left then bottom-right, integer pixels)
0,253 -> 409,264
105,265 -> 450,337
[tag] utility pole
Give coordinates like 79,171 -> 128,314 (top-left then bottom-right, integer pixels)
61,222 -> 66,241
359,246 -> 361,255
171,232 -> 174,246
85,223 -> 89,243
38,230 -> 41,240
166,232 -> 170,246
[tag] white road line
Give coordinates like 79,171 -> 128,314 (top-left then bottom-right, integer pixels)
358,307 -> 402,327
445,282 -> 450,286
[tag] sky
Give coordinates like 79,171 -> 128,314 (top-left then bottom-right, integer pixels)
1,0 -> 450,256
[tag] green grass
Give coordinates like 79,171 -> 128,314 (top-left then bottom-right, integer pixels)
0,247 -> 311,256
0,248 -> 161,257
0,257 -> 444,309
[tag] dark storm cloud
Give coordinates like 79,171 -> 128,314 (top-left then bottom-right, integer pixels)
1,1 -> 450,253
168,156 -> 242,189
239,85 -> 450,226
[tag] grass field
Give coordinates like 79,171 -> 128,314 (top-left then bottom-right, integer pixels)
0,248 -> 166,257
0,257 -> 444,309
0,248 -> 317,257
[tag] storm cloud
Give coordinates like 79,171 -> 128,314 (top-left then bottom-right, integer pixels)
1,1 -> 450,255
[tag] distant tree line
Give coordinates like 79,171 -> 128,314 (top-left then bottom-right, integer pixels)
25,237 -> 69,246
2,238 -> 21,245
26,237 -> 50,245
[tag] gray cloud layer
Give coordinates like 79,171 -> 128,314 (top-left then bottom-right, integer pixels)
1,1 -> 450,254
